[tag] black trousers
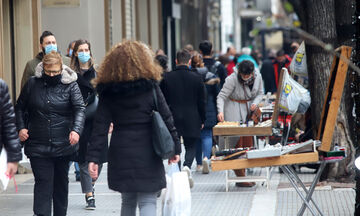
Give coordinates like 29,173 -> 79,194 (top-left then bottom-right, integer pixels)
182,137 -> 199,168
30,156 -> 71,216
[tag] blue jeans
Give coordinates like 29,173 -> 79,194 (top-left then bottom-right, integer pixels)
196,129 -> 213,165
69,161 -> 80,175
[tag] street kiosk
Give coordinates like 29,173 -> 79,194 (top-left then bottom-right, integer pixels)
211,46 -> 352,216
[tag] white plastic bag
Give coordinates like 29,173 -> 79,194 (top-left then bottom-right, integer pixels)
0,147 -> 9,190
279,68 -> 311,114
162,164 -> 191,216
290,41 -> 307,75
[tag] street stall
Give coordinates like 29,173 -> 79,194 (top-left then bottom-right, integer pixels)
211,46 -> 351,216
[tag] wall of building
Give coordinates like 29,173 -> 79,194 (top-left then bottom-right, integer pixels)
0,0 -> 164,100
41,0 -> 106,64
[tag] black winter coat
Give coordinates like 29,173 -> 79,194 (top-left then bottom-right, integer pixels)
260,58 -> 277,94
15,63 -> 85,158
0,79 -> 22,162
86,79 -> 180,193
160,65 -> 206,138
75,66 -> 107,164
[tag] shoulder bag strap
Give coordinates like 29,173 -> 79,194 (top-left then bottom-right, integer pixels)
152,85 -> 159,111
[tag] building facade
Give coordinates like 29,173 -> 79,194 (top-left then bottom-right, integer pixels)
0,0 -> 165,101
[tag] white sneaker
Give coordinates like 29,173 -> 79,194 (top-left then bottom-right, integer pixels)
182,166 -> 194,188
202,158 -> 210,174
196,165 -> 203,172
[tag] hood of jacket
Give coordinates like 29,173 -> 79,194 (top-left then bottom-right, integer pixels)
97,79 -> 156,97
195,67 -> 220,85
35,62 -> 78,84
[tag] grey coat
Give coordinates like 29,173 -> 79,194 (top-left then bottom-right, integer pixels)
217,70 -> 264,122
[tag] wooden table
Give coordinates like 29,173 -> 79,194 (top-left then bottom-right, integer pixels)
212,125 -> 275,191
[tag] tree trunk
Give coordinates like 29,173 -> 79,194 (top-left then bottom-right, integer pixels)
304,0 -> 337,143
326,0 -> 357,182
287,0 -> 358,213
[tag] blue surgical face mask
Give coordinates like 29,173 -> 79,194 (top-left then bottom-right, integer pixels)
229,55 -> 234,61
44,44 -> 57,54
78,52 -> 91,63
69,49 -> 73,57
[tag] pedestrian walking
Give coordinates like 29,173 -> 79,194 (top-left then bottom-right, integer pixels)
191,52 -> 220,174
199,40 -> 227,88
86,41 -> 180,216
20,31 -> 70,89
237,47 -> 259,68
217,60 -> 263,187
70,39 -> 107,210
160,49 -> 206,187
66,40 -> 76,58
272,49 -> 292,92
15,51 -> 85,216
260,49 -> 277,94
67,40 -> 81,182
0,79 -> 22,180
155,54 -> 170,73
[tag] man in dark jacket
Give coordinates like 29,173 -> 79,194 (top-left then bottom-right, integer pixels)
0,79 -> 22,180
20,31 -> 70,89
260,49 -> 277,94
199,40 -> 227,89
272,49 -> 292,91
160,49 -> 206,182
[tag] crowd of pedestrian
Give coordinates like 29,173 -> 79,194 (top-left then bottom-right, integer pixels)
0,29 -> 298,216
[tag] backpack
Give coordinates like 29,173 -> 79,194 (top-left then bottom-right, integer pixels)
206,61 -> 221,77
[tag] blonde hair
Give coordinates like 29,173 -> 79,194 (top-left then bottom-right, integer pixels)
43,51 -> 62,67
93,40 -> 163,85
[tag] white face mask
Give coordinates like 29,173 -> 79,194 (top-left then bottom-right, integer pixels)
240,75 -> 253,81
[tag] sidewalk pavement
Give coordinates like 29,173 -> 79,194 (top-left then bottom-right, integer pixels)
0,163 -> 355,216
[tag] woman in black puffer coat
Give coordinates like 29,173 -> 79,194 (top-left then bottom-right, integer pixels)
86,41 -> 180,216
15,51 -> 85,216
0,79 -> 22,177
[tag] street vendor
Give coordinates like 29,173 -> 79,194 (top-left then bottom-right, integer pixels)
216,60 -> 264,187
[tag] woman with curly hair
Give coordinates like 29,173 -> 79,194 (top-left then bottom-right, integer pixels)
86,41 -> 180,216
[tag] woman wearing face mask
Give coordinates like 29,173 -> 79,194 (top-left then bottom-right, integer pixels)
15,51 -> 85,216
217,60 -> 264,186
70,39 -> 107,210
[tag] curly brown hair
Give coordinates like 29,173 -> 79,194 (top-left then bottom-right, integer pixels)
191,51 -> 204,68
93,40 -> 163,85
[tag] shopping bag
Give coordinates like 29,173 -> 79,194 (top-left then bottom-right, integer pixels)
290,41 -> 307,75
162,164 -> 191,216
0,147 -> 10,190
279,68 -> 311,114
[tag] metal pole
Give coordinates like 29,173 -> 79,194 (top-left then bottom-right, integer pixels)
280,166 -> 318,216
297,161 -> 326,216
284,165 -> 324,216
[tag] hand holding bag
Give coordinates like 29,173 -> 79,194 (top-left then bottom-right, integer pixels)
152,87 -> 175,159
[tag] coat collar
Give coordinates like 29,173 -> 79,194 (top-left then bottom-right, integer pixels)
175,65 -> 190,71
35,62 -> 78,84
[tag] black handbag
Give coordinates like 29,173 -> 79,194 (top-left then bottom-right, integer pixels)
84,93 -> 99,120
151,87 -> 175,159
